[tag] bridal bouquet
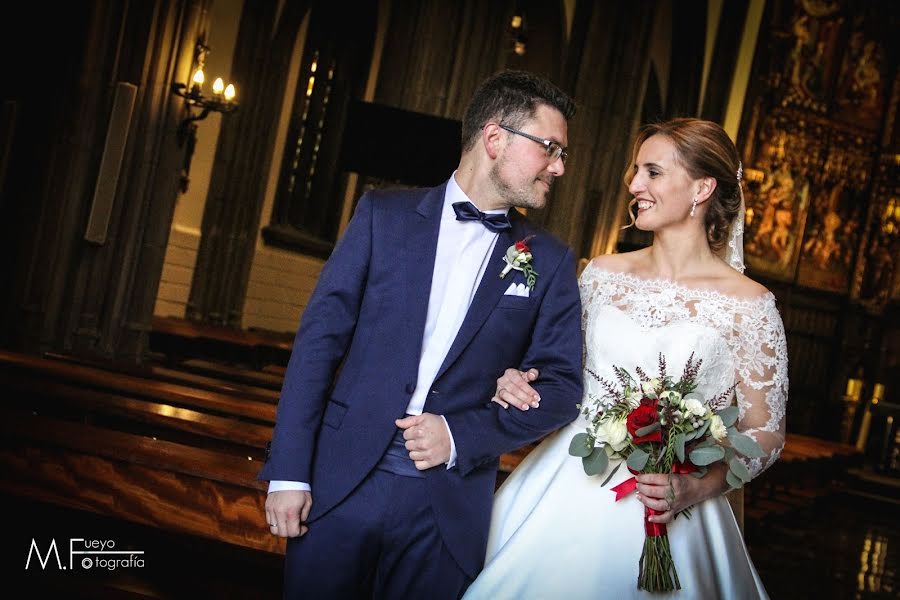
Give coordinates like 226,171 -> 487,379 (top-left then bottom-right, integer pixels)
568,353 -> 765,593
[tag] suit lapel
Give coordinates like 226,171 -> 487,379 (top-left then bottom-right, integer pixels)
433,209 -> 527,381
404,184 -> 446,360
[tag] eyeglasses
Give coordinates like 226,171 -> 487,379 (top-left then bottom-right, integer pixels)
499,124 -> 568,163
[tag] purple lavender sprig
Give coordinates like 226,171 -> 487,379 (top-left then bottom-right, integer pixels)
635,366 -> 651,383
682,352 -> 702,385
709,382 -> 739,411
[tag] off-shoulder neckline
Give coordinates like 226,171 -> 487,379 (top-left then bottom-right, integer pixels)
582,262 -> 776,307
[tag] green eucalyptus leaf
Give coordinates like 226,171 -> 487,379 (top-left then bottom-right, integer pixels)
729,457 -> 752,483
695,418 -> 711,439
692,437 -> 716,449
583,447 -> 609,476
636,422 -> 661,437
718,406 -> 739,427
728,432 -> 767,458
689,445 -> 725,466
627,448 -> 650,471
674,433 -> 686,464
568,432 -> 594,458
726,469 -> 744,490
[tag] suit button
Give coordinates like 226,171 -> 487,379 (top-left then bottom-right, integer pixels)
405,383 -> 416,394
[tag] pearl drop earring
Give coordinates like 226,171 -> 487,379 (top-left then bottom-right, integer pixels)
690,197 -> 698,217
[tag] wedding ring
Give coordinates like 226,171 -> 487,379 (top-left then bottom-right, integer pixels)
269,523 -> 277,527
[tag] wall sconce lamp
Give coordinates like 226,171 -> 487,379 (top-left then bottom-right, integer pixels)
510,9 -> 527,56
171,43 -> 238,146
170,42 -> 238,192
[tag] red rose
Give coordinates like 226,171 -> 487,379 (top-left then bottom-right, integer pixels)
640,396 -> 658,408
515,240 -> 529,253
627,405 -> 662,444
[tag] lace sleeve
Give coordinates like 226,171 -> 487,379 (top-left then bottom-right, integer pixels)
732,295 -> 789,478
578,266 -> 599,366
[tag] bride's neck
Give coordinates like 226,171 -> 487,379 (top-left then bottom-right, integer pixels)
646,230 -> 718,280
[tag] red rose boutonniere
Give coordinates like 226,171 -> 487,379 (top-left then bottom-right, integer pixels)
499,235 -> 538,290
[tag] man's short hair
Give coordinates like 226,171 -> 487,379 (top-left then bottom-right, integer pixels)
461,70 -> 576,153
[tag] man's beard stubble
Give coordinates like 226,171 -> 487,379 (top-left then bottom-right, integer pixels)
489,159 -> 551,211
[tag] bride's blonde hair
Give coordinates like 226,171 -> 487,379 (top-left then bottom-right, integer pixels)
622,118 -> 742,252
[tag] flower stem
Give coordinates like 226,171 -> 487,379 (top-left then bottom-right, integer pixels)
638,534 -> 681,592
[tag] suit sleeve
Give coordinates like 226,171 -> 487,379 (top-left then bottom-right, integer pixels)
444,247 -> 583,476
257,193 -> 374,483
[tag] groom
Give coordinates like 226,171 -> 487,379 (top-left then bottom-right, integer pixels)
259,70 -> 583,598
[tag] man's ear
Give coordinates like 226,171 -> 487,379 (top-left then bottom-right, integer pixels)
482,122 -> 503,160
695,176 -> 717,204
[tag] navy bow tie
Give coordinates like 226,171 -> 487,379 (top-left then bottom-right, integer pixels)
451,201 -> 512,233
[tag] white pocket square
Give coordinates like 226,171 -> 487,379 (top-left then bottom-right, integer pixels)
503,282 -> 530,298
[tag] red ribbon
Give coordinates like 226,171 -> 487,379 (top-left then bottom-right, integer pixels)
610,475 -> 638,501
672,461 -> 697,475
610,462 -> 698,537
645,507 -> 667,536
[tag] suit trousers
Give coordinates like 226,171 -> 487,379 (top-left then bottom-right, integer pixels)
283,430 -> 471,599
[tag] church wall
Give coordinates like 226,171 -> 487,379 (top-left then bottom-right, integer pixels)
154,0 -> 244,321
154,224 -> 201,318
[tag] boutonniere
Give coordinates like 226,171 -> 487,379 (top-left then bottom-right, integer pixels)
499,235 -> 538,290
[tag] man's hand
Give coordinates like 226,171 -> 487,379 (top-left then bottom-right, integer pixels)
266,490 -> 312,538
492,368 -> 541,411
396,413 -> 451,470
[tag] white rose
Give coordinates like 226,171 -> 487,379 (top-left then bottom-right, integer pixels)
640,379 -> 660,396
596,418 -> 629,452
662,390 -> 682,404
683,398 -> 706,417
627,391 -> 643,409
709,415 -> 728,441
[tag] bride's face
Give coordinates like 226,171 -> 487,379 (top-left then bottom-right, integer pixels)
628,135 -> 698,231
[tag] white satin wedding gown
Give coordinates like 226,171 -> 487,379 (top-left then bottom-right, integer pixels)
464,263 -> 789,599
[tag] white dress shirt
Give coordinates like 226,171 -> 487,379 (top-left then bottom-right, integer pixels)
269,173 -> 504,493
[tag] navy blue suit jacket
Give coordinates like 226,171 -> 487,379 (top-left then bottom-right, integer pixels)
258,181 -> 583,577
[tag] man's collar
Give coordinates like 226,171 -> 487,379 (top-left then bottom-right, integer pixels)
445,171 -> 509,216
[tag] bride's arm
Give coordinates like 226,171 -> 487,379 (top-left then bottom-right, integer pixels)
637,296 -> 789,522
729,295 -> 789,477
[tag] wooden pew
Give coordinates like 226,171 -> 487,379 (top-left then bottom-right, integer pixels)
43,351 -> 281,404
1,411 -> 283,554
0,350 -> 276,423
150,315 -> 293,369
744,433 -> 862,523
1,348 -> 282,555
2,375 -> 271,454
174,358 -> 286,392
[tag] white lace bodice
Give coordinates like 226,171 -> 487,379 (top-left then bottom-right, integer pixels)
579,263 -> 789,478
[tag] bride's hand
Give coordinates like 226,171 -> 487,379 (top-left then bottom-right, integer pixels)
634,463 -> 730,523
492,368 -> 541,411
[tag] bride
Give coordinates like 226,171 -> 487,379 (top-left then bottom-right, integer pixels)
464,118 -> 788,599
